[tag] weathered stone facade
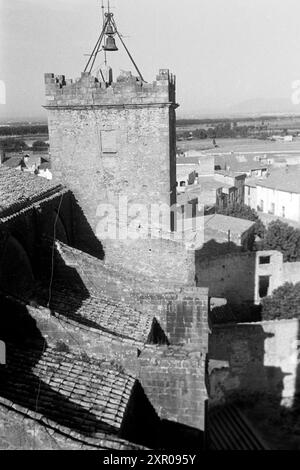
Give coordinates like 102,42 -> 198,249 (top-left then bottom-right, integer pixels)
209,318 -> 300,407
44,70 -> 196,284
196,249 -> 300,309
0,167 -> 209,449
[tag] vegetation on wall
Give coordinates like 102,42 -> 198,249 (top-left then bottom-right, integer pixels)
261,220 -> 300,262
261,282 -> 300,320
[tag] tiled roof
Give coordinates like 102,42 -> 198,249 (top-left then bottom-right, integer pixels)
204,214 -> 255,234
50,239 -> 172,298
244,178 -> 258,188
0,404 -> 142,450
256,166 -> 300,193
215,154 -> 268,173
36,285 -> 154,344
208,405 -> 268,450
0,166 -> 65,218
3,156 -> 25,169
0,342 -> 139,449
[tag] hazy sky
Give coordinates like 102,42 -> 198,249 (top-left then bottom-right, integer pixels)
1,0 -> 300,120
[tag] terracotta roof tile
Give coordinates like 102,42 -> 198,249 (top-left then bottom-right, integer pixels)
0,166 -> 65,218
0,342 -> 141,449
36,285 -> 154,344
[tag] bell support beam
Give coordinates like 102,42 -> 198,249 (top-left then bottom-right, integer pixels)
112,18 -> 145,82
83,8 -> 146,82
84,16 -> 110,73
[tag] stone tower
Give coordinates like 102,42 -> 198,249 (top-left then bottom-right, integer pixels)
44,70 -> 195,285
45,69 -> 176,217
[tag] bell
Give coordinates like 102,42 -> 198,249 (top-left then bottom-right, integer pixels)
105,24 -> 115,36
103,36 -> 118,51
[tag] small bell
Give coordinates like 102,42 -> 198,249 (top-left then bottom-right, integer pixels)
103,36 -> 118,51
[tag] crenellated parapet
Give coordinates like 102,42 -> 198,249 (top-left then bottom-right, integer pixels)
44,69 -> 176,108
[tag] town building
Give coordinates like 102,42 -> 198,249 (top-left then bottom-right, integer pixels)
44,69 -> 200,285
203,214 -> 255,249
196,248 -> 300,309
176,154 -> 215,189
244,165 -> 300,223
214,152 -> 269,177
1,151 -> 51,180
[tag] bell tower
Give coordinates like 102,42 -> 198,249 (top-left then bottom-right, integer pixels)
44,3 -> 195,285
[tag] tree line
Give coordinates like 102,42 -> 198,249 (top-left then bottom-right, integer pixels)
0,138 -> 49,152
0,125 -> 48,137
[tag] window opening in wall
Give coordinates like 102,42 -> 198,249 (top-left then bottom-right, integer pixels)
259,255 -> 270,264
259,275 -> 270,298
282,206 -> 285,218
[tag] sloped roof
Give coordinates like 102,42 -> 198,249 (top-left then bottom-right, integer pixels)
215,154 -> 268,173
244,178 -> 258,188
204,214 -> 255,235
36,285 -> 155,344
3,156 -> 25,169
256,166 -> 300,193
38,161 -> 51,170
186,177 -> 228,192
0,342 -> 138,449
0,166 -> 65,219
208,405 -> 268,450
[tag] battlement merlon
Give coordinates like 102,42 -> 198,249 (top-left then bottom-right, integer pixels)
44,69 -> 178,109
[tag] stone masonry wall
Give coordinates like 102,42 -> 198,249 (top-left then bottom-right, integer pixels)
209,319 -> 300,406
196,251 -> 256,305
44,70 -> 194,284
196,249 -> 294,307
126,288 -> 209,432
21,301 -> 208,434
45,70 -> 176,222
103,236 -> 195,286
136,346 -> 207,432
131,287 -> 209,347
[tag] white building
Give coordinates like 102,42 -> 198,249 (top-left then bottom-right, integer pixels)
244,166 -> 300,223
